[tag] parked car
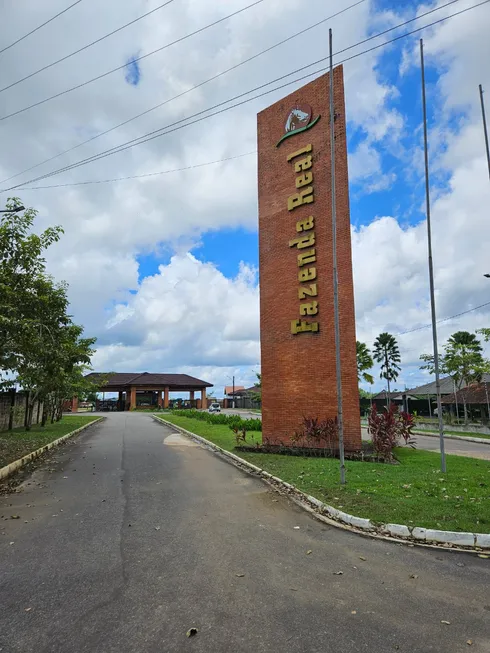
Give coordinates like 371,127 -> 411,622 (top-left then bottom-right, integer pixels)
208,402 -> 221,413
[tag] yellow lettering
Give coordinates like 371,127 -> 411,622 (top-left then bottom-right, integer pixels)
296,216 -> 314,233
298,267 -> 317,282
300,301 -> 319,316
295,172 -> 313,189
287,144 -> 312,162
294,156 -> 313,173
289,233 -> 315,249
291,319 -> 320,335
288,187 -> 314,211
297,249 -> 316,267
298,283 -> 318,299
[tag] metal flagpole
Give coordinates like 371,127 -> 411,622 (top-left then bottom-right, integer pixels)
329,28 -> 346,485
420,39 -> 446,473
479,85 -> 490,181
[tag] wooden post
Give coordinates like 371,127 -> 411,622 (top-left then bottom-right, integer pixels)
201,388 -> 207,410
130,386 -> 136,410
157,391 -> 163,408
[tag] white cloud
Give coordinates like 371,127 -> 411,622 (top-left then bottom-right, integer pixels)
1,0 -> 489,392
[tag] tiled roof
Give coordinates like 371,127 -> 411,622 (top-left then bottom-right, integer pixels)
408,374 -> 490,396
441,382 -> 490,405
85,372 -> 213,389
224,385 -> 245,396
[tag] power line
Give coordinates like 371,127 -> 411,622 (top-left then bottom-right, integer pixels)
0,0 -> 176,94
0,0 -> 266,122
0,0 -> 84,56
396,300 -> 490,337
0,0 -> 367,186
14,151 -> 256,189
6,0 -> 488,193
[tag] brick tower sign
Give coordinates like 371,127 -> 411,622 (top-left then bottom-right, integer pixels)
257,66 -> 361,451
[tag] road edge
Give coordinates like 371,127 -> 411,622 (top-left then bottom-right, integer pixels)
0,417 -> 104,482
152,415 -> 490,554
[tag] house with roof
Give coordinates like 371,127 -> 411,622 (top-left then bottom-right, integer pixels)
83,372 -> 213,411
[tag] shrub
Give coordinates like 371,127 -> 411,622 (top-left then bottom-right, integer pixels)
291,416 -> 338,451
368,404 -> 416,460
170,408 -> 262,432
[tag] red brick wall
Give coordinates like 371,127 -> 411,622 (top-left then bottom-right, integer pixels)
257,66 -> 361,451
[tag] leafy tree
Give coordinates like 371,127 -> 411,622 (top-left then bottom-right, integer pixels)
420,331 -> 490,423
373,332 -> 401,403
1,199 -> 97,429
477,328 -> 490,342
250,371 -> 262,404
0,198 -> 63,386
356,341 -> 374,385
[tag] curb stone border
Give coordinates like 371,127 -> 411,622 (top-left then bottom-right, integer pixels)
153,416 -> 490,554
0,417 -> 104,482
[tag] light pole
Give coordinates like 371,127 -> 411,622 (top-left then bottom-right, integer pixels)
479,85 -> 490,181
0,204 -> 25,213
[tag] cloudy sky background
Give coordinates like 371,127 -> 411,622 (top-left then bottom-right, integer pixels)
1,0 -> 489,396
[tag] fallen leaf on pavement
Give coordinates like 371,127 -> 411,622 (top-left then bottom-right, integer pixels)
441,621 -> 451,625
351,611 -> 357,615
410,574 -> 419,579
333,571 -> 343,575
457,562 -> 465,567
24,608 -> 32,612
293,526 -> 300,530
359,556 -> 366,561
306,550 -> 312,555
467,640 -> 473,646
478,554 -> 489,559
10,515 -> 20,520
289,588 -> 298,591
235,573 -> 245,577
186,628 -> 198,638
154,526 -> 161,531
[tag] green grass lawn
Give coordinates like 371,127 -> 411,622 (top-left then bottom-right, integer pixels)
0,416 -> 99,469
160,414 -> 490,534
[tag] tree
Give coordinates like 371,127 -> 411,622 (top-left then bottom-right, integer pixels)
373,332 -> 401,404
356,341 -> 374,385
477,328 -> 490,342
420,331 -> 490,424
0,198 -> 63,386
250,371 -> 262,404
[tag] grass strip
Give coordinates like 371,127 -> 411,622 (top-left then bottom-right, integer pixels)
0,416 -> 99,468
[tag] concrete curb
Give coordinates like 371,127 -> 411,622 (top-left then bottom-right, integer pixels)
152,415 -> 490,554
0,418 -> 104,482
412,431 -> 490,445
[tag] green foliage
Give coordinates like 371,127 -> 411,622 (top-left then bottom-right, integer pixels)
0,199 -> 97,428
171,408 -> 262,432
356,341 -> 374,385
373,332 -> 401,397
476,328 -> 490,343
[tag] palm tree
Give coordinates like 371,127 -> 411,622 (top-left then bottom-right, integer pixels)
356,341 -> 374,385
373,332 -> 401,405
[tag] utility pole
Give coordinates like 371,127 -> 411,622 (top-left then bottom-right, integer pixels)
420,39 -> 446,473
329,28 -> 346,485
479,85 -> 490,181
232,375 -> 235,410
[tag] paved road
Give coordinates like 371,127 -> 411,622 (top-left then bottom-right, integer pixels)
1,413 -> 489,653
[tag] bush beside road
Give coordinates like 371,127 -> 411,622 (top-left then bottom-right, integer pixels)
161,414 -> 490,534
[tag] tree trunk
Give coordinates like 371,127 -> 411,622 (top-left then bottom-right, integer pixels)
8,388 -> 16,431
24,392 -> 30,429
41,404 -> 48,427
463,398 -> 468,425
36,400 -> 41,425
386,352 -> 391,407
